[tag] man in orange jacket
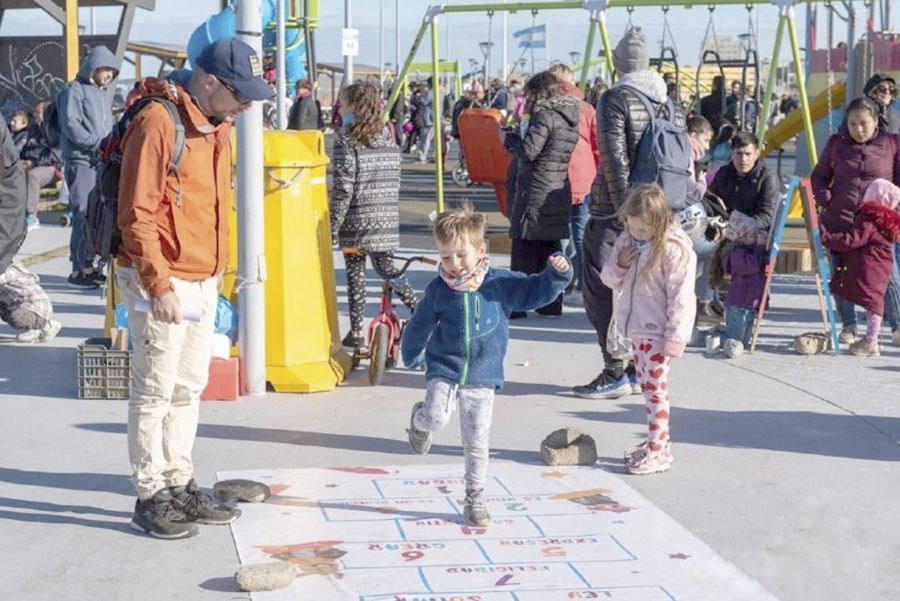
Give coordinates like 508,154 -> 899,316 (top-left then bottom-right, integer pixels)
115,38 -> 273,540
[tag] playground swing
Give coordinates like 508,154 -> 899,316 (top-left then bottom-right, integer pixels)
649,6 -> 681,100
693,5 -> 760,131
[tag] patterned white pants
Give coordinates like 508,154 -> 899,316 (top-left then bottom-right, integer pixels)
412,378 -> 495,495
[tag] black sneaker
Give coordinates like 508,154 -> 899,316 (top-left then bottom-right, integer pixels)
130,489 -> 199,539
85,270 -> 107,285
170,480 -> 241,525
66,272 -> 100,290
572,371 -> 630,399
341,331 -> 365,348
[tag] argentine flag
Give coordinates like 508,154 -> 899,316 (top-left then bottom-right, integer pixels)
513,24 -> 546,49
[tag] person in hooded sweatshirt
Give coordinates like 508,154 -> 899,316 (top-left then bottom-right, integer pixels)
575,26 -> 686,400
820,179 -> 900,356
57,45 -> 119,289
501,70 -> 580,318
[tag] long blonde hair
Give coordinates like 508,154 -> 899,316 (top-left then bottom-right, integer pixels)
618,184 -> 686,277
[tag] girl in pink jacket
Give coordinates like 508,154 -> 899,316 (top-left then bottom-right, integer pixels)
600,184 -> 697,475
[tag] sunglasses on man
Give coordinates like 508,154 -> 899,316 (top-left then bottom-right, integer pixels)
873,84 -> 897,96
215,75 -> 252,105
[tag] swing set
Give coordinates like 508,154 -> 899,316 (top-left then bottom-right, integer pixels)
379,0 -> 854,353
383,0 -> 822,215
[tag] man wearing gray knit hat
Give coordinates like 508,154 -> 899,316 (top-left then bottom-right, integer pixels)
574,26 -> 687,410
612,26 -> 650,74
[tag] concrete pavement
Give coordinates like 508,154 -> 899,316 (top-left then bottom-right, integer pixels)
1,212 -> 899,600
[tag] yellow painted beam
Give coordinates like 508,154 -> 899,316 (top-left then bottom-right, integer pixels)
65,0 -> 79,80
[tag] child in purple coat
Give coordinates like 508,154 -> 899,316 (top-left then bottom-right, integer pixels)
709,210 -> 767,357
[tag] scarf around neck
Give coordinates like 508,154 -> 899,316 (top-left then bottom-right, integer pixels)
439,256 -> 490,292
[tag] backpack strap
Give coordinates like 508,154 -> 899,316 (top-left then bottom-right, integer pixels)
618,84 -> 677,123
128,96 -> 186,206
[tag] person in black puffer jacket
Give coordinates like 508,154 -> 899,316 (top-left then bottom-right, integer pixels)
575,26 -> 687,400
502,71 -> 579,318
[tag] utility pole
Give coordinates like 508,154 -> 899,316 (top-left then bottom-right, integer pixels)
343,0 -> 354,88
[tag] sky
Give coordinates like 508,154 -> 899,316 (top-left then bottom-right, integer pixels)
0,0 -> 823,81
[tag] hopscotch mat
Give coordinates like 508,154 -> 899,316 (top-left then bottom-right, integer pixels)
219,463 -> 777,600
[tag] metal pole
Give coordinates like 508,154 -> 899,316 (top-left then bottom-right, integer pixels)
382,15 -> 430,121
344,0 -> 353,87
276,0 -> 287,128
580,12 -> 598,91
786,7 -> 817,167
379,0 -> 385,85
757,15 -> 785,144
597,9 -> 616,83
431,17 -> 445,213
502,0 -> 508,81
235,0 -> 267,395
395,0 -> 400,86
845,2 -> 856,100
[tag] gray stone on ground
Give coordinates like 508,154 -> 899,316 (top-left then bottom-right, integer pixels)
214,479 -> 271,503
235,562 -> 296,592
540,427 -> 598,466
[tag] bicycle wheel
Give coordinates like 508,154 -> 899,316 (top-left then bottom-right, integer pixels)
451,163 -> 471,188
368,323 -> 390,386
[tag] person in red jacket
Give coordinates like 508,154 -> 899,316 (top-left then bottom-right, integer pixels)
820,178 -> 900,356
549,63 -> 599,306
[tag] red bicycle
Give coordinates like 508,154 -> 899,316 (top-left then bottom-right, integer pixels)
343,249 -> 436,385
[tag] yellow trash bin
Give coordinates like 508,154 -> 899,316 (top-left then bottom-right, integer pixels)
231,129 -> 351,392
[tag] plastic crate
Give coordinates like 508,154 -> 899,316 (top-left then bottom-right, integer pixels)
77,337 -> 132,399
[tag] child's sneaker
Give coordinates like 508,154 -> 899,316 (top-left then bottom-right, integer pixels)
624,440 -> 673,466
16,319 -> 62,343
341,331 -> 365,348
625,445 -> 673,475
130,489 -> 198,540
25,213 -> 40,231
406,402 -> 432,455
463,494 -> 491,527
169,479 -> 241,525
848,340 -> 880,357
892,330 -> 900,346
838,325 -> 857,344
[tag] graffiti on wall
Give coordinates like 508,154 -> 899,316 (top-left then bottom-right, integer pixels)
0,35 -> 117,119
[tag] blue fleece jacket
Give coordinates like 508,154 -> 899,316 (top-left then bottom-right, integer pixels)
401,259 -> 572,390
58,45 -> 118,165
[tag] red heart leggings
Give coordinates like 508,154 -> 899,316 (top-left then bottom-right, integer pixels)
631,337 -> 672,452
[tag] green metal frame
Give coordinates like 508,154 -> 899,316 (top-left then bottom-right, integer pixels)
405,60 -> 464,102
383,0 -> 819,213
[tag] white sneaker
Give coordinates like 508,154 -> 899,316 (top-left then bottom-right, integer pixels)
17,319 -> 62,343
721,338 -> 744,358
838,326 -> 857,344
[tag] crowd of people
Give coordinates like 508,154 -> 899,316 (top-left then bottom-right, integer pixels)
327,25 -> 900,526
3,23 -> 899,537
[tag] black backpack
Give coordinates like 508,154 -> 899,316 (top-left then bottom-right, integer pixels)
85,96 -> 185,260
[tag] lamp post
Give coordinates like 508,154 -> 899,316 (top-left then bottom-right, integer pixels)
518,58 -> 527,75
479,41 -> 493,88
569,51 -> 581,65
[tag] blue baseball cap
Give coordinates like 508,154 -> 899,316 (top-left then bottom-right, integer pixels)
195,38 -> 273,102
